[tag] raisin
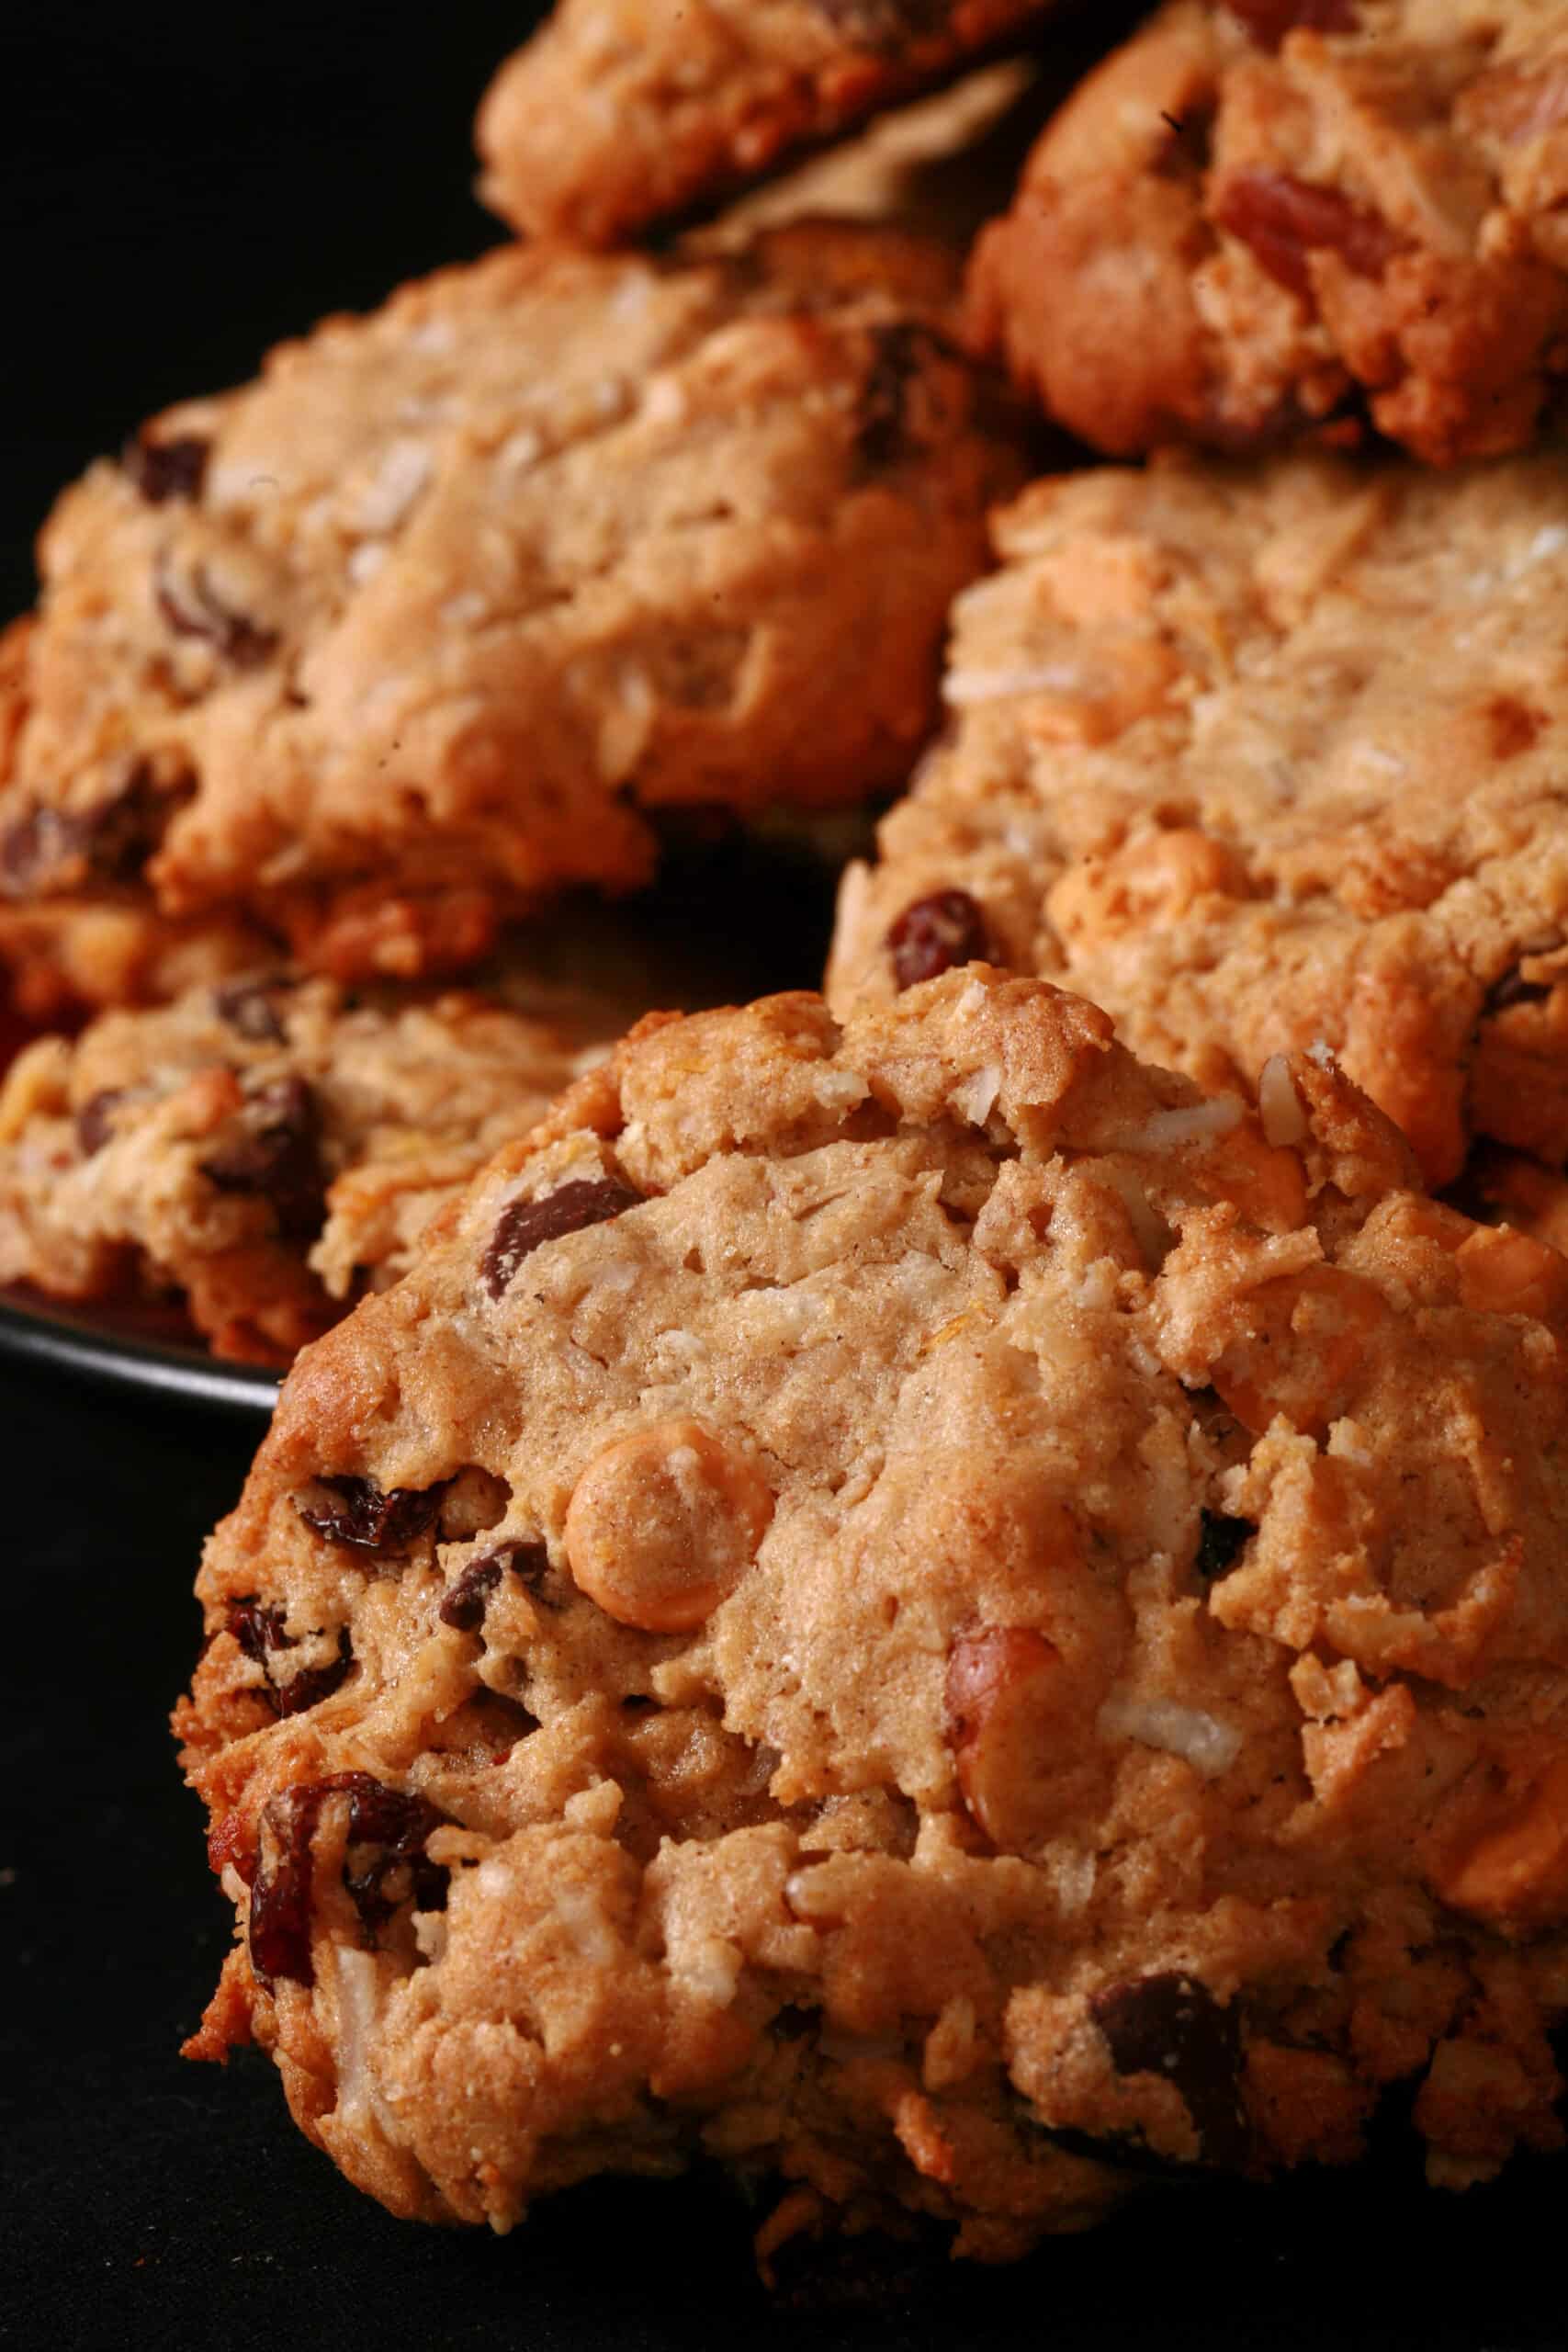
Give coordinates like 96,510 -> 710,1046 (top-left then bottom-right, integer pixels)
0,763 -> 174,897
74,1089 -> 126,1158
227,1600 -> 351,1717
1226,0 -> 1357,45
1091,1972 -> 1250,2166
1215,173 -> 1403,300
248,1772 -> 450,1988
213,976 -> 290,1044
482,1178 -> 640,1301
855,322 -> 947,474
154,556 -> 277,668
294,1472 -> 448,1553
1194,1509 -> 1256,1580
440,1540 -> 558,1630
886,888 -> 993,990
1483,968 -> 1553,1016
122,432 -> 210,503
199,1074 -> 325,1236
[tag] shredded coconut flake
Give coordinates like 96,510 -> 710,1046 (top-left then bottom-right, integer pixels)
500,426 -> 544,471
943,662 -> 1087,707
950,1062 -> 1002,1127
1258,1055 -> 1309,1148
353,438 -> 432,534
347,539 -> 389,586
1125,1097 -> 1244,1150
813,1068 -> 870,1112
554,1884 -> 619,1964
1098,1689 -> 1243,1779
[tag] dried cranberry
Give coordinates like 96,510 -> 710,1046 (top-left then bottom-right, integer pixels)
122,432 -> 210,503
248,1772 -> 450,1989
294,1472 -> 447,1553
1091,1973 -> 1250,2166
1226,0 -> 1357,45
1215,173 -> 1403,300
886,888 -> 993,990
199,1074 -> 325,1237
154,555 -> 277,668
213,977 -> 290,1044
74,1089 -> 126,1158
1194,1510 -> 1256,1580
482,1178 -> 640,1301
227,1600 -> 352,1717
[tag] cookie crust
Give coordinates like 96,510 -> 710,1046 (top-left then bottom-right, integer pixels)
968,0 -> 1568,464
179,972 -> 1568,2252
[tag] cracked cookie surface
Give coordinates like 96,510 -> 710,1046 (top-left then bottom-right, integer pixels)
476,0 -> 1060,245
178,970 -> 1568,2256
829,447 -> 1568,1189
0,971 -> 599,1363
0,224 -> 1017,980
967,0 -> 1568,464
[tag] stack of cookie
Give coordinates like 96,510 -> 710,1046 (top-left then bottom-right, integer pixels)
10,0 -> 1568,2282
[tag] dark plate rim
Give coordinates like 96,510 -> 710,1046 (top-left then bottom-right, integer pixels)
0,1285 -> 281,1415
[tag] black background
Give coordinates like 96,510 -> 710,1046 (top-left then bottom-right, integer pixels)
4,6 -> 1568,2347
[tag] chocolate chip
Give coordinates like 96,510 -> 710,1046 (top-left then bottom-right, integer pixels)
213,977 -> 291,1044
482,1178 -> 640,1301
294,1473 -> 449,1554
1194,1510 -> 1256,1580
122,432 -> 210,504
1226,0 -> 1357,44
199,1074 -> 325,1236
248,1772 -> 449,1989
886,888 -> 993,990
154,555 -> 277,668
75,1089 -> 126,1158
855,322 -> 948,475
0,763 -> 174,898
1091,1972 -> 1250,2166
227,1600 -> 352,1718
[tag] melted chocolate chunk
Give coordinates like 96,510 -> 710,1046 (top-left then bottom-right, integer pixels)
295,1472 -> 449,1554
482,1178 -> 640,1301
248,1772 -> 450,1988
1092,1972 -> 1250,2166
213,977 -> 291,1044
154,556 -> 277,668
199,1074 -> 325,1236
1194,1510 -> 1256,1580
886,888 -> 993,990
122,432 -> 210,504
227,1600 -> 352,1718
1227,0 -> 1357,45
74,1089 -> 126,1158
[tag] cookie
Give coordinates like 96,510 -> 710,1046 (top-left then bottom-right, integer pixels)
828,446 -> 1568,1188
475,1 -> 1060,246
0,224 -> 1019,980
177,968 -> 1568,2256
0,972 -> 599,1363
967,0 -> 1568,465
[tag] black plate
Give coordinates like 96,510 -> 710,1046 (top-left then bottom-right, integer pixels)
0,1284 -> 281,1415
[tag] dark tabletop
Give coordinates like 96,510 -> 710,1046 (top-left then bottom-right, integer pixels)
5,4 -> 1568,2345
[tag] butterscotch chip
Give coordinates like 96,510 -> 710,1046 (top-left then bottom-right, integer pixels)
476,1 -> 1061,246
566,1419 -> 774,1631
967,0 -> 1568,465
179,971 -> 1568,2254
0,970 -> 600,1363
828,446 -> 1568,1187
0,226 -> 1018,980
